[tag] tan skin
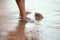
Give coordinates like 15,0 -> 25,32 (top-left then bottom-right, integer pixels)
16,0 -> 33,22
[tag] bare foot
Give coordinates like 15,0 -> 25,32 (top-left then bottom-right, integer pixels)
19,11 -> 31,19
19,11 -> 34,23
25,11 -> 31,15
21,17 -> 34,23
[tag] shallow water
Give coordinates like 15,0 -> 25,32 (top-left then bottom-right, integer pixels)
0,0 -> 60,40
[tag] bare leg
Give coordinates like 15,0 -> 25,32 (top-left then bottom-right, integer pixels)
16,0 -> 26,19
16,0 -> 33,22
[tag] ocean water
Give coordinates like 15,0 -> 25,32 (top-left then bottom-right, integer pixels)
25,0 -> 60,40
0,0 -> 60,40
